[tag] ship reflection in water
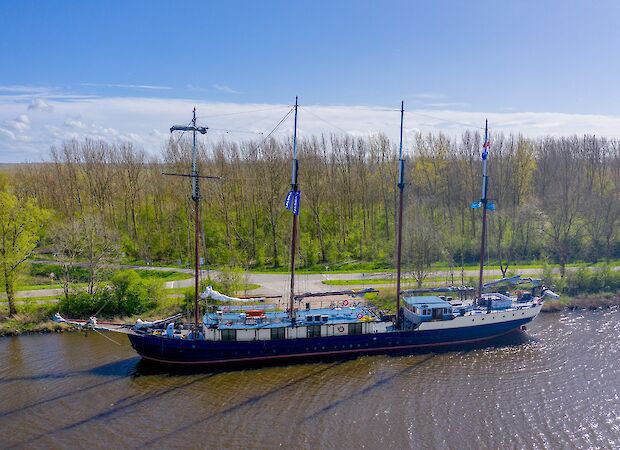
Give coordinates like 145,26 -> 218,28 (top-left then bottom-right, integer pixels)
1,308 -> 618,449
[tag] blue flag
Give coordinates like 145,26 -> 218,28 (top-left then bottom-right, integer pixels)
471,201 -> 481,209
292,191 -> 301,216
285,190 -> 301,215
487,200 -> 496,211
284,191 -> 294,210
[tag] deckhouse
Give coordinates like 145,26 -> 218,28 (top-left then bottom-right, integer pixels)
402,296 -> 454,327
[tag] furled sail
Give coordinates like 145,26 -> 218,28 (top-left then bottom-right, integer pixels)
200,286 -> 261,302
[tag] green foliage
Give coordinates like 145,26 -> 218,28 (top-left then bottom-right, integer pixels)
210,266 -> 247,294
58,291 -> 105,318
365,290 -> 396,314
563,266 -> 620,296
7,135 -> 620,275
132,269 -> 190,281
58,269 -> 160,318
0,189 -> 50,316
30,263 -> 90,282
110,270 -> 159,315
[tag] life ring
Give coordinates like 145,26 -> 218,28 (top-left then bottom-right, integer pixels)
342,300 -> 349,307
356,313 -> 364,319
337,326 -> 345,332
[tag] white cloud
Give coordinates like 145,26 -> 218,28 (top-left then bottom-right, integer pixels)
5,114 -> 30,132
81,83 -> 171,90
410,92 -> 447,100
213,84 -> 241,94
2,88 -> 620,162
64,118 -> 86,129
0,128 -> 16,141
28,98 -> 53,112
0,85 -> 52,94
425,102 -> 470,108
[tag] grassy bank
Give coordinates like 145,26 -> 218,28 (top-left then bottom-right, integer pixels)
541,293 -> 620,312
0,304 -> 71,336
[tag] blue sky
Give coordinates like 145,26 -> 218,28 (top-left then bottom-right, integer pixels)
1,0 -> 620,161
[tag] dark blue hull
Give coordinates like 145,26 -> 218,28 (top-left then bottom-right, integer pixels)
127,316 -> 534,366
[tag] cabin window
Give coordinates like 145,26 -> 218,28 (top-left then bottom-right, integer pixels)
306,315 -> 313,322
348,323 -> 362,335
221,329 -> 237,342
307,325 -> 321,338
270,327 -> 286,340
314,315 -> 321,322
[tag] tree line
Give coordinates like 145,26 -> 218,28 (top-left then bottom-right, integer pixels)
6,131 -> 620,280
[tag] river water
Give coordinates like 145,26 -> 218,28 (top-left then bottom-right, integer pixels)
1,309 -> 619,449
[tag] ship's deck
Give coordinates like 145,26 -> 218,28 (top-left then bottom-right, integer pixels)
206,306 -> 379,329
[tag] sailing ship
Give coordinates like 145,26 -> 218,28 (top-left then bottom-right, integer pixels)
54,100 -> 556,366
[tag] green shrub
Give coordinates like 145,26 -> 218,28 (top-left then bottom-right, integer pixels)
211,266 -> 246,294
110,270 -> 159,315
30,263 -> 90,282
563,266 -> 620,295
59,291 -> 108,318
58,269 -> 160,318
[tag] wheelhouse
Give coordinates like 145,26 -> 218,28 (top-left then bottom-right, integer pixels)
402,296 -> 454,327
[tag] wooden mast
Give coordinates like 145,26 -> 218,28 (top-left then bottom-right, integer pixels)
395,101 -> 405,329
169,109 -> 215,330
288,97 -> 300,323
476,120 -> 490,306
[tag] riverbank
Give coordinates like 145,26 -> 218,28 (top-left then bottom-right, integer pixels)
0,312 -> 72,336
541,292 -> 620,312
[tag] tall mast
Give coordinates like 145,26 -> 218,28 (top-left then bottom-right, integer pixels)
476,120 -> 490,305
169,109 -> 209,330
395,101 -> 405,329
287,97 -> 300,323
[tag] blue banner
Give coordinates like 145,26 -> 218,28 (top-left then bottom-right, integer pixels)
284,191 -> 294,210
471,201 -> 481,209
487,200 -> 496,211
285,190 -> 301,215
293,191 -> 301,216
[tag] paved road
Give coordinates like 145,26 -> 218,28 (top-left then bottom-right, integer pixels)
4,262 -> 615,302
